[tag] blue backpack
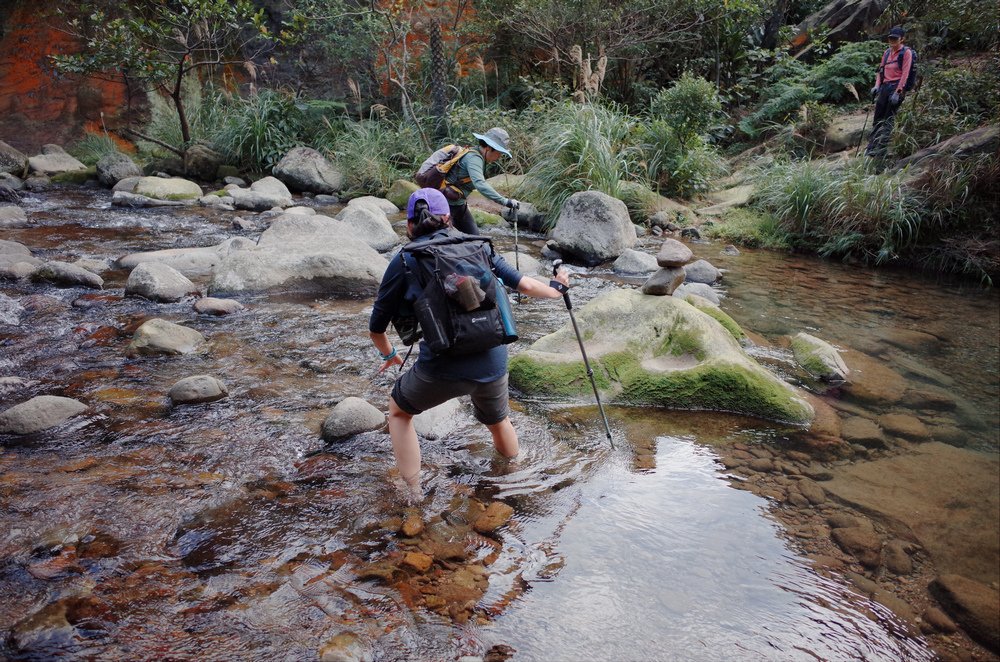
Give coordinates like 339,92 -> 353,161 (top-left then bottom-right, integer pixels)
880,46 -> 919,91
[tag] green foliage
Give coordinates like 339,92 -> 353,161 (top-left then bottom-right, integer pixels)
331,117 -> 425,196
890,63 -> 1000,158
703,208 -> 790,249
806,41 -> 884,103
650,73 -> 723,141
917,0 -> 1000,50
208,90 -> 347,171
69,133 -> 123,166
524,102 -> 643,221
667,136 -> 728,198
738,82 -> 821,138
794,101 -> 834,141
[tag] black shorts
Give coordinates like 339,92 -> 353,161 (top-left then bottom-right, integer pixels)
391,364 -> 509,425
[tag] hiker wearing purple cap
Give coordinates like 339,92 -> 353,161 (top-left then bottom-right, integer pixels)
865,26 -> 915,158
368,188 -> 569,499
416,127 -> 520,235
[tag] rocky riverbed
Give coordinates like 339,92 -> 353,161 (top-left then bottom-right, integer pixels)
1,180 -> 998,661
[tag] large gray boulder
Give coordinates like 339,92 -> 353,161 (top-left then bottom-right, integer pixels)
321,397 -> 385,441
0,205 -> 28,229
210,214 -> 388,295
0,395 -> 88,435
127,318 -> 206,356
133,176 -> 202,201
549,191 -> 636,266
334,205 -> 399,252
117,237 -> 256,278
96,152 -> 142,187
30,261 -> 104,289
348,196 -> 399,215
823,113 -> 868,153
229,176 -> 293,211
791,332 -> 850,382
0,141 -> 28,176
183,144 -> 223,181
893,126 -> 999,184
168,375 -> 229,405
125,262 -> 198,302
27,145 -> 86,176
499,251 -> 542,276
273,147 -> 345,194
509,289 -> 814,423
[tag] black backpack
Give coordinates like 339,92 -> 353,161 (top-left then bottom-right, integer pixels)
879,46 -> 919,92
393,230 -> 517,355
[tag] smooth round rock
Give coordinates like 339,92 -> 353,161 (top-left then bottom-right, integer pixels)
168,375 -> 229,405
30,261 -> 104,289
125,262 -> 197,302
656,238 -> 693,267
193,297 -> 245,316
0,395 -> 88,435
683,259 -> 721,284
127,318 -> 206,356
640,267 -> 685,295
613,249 -> 658,274
321,397 -> 385,441
673,282 -> 721,305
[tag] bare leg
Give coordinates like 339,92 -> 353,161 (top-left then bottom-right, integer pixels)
388,398 -> 421,489
487,417 -> 519,458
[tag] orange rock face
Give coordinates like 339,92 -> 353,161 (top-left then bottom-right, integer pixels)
0,1 -> 129,151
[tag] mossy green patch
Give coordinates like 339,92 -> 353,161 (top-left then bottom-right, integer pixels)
704,207 -> 789,249
790,336 -> 829,377
471,208 -> 503,227
51,167 -> 95,184
654,317 -> 705,360
686,299 -> 745,340
509,354 -> 611,398
386,179 -> 419,208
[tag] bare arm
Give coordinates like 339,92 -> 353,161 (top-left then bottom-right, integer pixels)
516,270 -> 570,299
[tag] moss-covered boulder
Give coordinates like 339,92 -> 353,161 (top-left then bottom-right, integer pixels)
791,332 -> 849,382
509,289 -> 814,424
386,179 -> 419,208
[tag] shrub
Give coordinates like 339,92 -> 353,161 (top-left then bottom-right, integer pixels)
890,64 -> 1000,158
703,208 -> 790,249
637,120 -> 683,190
524,102 -> 643,223
650,73 -> 723,141
738,82 -> 821,138
69,132 -> 123,165
668,136 -> 729,198
794,101 -> 835,141
807,41 -> 885,103
331,118 -> 424,196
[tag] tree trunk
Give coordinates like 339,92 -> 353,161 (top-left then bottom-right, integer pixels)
429,20 -> 448,141
172,62 -> 191,146
761,0 -> 790,50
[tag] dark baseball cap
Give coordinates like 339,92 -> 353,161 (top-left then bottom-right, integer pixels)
887,26 -> 906,38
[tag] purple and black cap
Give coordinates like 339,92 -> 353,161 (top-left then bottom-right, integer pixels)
887,26 -> 906,39
406,187 -> 450,221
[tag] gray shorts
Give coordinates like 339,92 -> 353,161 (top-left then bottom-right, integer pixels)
391,365 -> 509,425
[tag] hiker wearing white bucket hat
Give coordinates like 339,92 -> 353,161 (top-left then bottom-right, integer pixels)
414,127 -> 519,235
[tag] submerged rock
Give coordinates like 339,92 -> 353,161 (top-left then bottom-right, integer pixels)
321,397 -> 385,441
31,261 -> 104,289
509,289 -> 814,423
791,332 -> 849,382
127,318 -> 206,356
0,205 -> 28,228
168,375 -> 229,405
930,574 -> 1000,652
193,297 -> 245,316
0,395 -> 88,435
318,631 -> 373,662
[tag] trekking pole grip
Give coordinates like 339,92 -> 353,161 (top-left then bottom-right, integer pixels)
552,259 -> 572,309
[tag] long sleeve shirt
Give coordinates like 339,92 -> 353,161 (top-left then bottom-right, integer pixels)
446,150 -> 509,208
875,46 -> 913,92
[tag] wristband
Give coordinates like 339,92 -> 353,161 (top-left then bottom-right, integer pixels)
549,280 -> 569,293
380,348 -> 397,361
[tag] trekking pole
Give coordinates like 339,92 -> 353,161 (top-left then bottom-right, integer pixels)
552,260 -> 614,448
856,100 -> 872,158
506,200 -> 521,303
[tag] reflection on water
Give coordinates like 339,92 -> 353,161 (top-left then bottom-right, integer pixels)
0,187 -> 995,659
487,437 -> 932,661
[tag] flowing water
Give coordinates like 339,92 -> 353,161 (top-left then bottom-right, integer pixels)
1,187 -> 997,660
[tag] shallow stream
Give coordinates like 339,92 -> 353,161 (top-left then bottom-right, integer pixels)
1,187 -> 997,660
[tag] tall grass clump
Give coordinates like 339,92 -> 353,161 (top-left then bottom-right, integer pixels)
331,117 -> 425,196
524,102 -> 643,223
212,90 -> 304,171
69,132 -> 123,165
753,160 -> 921,262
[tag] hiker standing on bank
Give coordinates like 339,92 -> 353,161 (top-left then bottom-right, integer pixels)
368,188 -> 568,498
865,26 -> 914,158
417,127 -> 520,235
